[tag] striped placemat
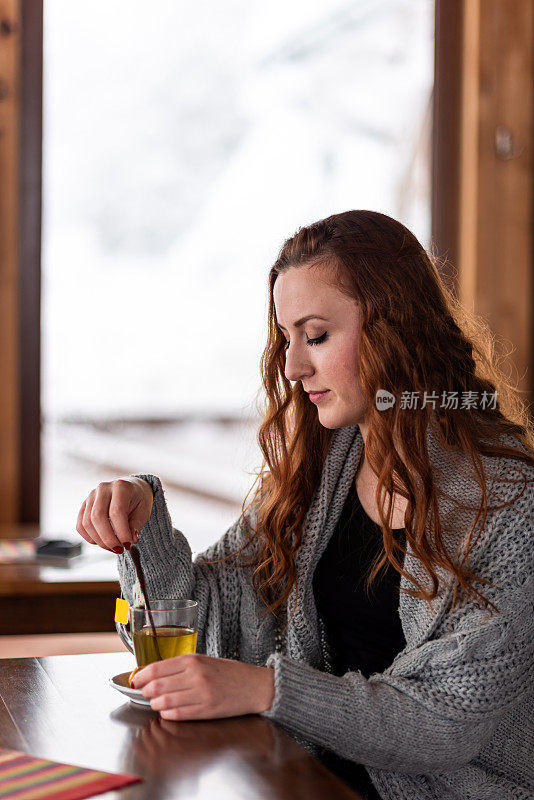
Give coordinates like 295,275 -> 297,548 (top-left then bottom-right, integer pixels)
0,541 -> 36,563
0,748 -> 141,799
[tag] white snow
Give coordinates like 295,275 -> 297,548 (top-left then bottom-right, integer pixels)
41,0 -> 434,544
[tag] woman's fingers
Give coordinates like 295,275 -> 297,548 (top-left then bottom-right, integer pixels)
75,477 -> 152,553
80,492 -> 104,550
76,501 -> 95,545
133,655 -> 191,688
135,656 -> 270,721
108,479 -> 139,547
149,689 -> 199,712
159,703 -> 208,721
135,655 -> 218,718
80,487 -> 119,552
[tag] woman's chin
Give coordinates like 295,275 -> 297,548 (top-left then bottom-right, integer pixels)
316,407 -> 346,430
317,404 -> 364,430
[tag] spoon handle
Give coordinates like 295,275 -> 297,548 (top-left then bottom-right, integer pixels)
129,544 -> 163,662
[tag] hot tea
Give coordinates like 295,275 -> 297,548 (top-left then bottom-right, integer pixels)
133,625 -> 198,667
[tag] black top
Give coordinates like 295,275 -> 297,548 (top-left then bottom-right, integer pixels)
312,479 -> 406,800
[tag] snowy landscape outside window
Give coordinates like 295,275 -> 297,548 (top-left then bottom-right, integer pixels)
41,0 -> 435,558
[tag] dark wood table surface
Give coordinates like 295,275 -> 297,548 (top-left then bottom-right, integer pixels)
0,652 -> 361,799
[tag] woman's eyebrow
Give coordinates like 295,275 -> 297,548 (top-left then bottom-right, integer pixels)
277,314 -> 328,331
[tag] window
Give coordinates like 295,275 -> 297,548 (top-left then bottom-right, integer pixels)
42,0 -> 435,553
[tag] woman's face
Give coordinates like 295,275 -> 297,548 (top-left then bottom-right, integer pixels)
273,261 -> 369,429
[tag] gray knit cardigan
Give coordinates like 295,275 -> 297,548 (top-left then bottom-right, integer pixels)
118,418 -> 534,799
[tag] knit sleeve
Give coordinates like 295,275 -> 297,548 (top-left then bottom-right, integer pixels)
117,474 -> 257,661
260,498 -> 534,774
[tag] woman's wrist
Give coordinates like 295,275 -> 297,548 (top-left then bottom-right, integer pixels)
256,665 -> 275,713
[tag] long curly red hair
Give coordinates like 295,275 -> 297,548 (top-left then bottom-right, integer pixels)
200,210 -> 534,628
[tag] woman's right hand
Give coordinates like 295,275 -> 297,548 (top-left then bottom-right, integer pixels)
76,477 -> 154,553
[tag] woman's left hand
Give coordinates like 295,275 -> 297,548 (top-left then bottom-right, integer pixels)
132,653 -> 275,721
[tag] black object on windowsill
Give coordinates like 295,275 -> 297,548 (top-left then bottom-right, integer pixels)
36,539 -> 83,558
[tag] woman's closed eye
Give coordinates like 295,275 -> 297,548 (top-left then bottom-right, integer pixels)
307,332 -> 328,346
284,332 -> 329,349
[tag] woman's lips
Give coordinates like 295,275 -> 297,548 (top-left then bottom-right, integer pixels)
309,390 -> 330,403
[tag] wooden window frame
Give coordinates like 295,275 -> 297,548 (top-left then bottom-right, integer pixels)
0,0 -> 41,526
1,1 -> 532,527
18,0 -> 42,524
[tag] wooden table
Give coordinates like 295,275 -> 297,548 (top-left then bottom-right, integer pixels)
0,652 -> 361,799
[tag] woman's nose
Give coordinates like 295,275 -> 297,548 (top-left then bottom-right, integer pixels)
284,343 -> 313,382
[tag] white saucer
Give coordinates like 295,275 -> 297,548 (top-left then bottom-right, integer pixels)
110,671 -> 153,708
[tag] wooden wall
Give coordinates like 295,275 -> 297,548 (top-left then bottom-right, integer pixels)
459,0 -> 533,401
434,0 -> 534,404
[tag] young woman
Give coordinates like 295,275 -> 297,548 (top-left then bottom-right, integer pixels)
76,210 -> 534,800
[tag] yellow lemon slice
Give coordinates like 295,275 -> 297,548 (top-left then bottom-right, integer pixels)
128,667 -> 140,688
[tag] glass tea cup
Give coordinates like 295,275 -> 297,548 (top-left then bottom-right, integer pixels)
116,599 -> 198,668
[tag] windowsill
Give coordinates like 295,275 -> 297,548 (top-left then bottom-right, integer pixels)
0,544 -> 119,595
0,544 -> 120,635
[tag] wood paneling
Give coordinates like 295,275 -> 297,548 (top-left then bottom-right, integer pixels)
432,0 -> 463,297
459,0 -> 534,400
0,0 -> 21,523
435,0 -> 534,401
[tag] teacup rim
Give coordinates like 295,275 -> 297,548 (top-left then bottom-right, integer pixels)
132,598 -> 198,609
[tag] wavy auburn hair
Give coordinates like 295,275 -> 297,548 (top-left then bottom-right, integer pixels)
201,210 -> 534,629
